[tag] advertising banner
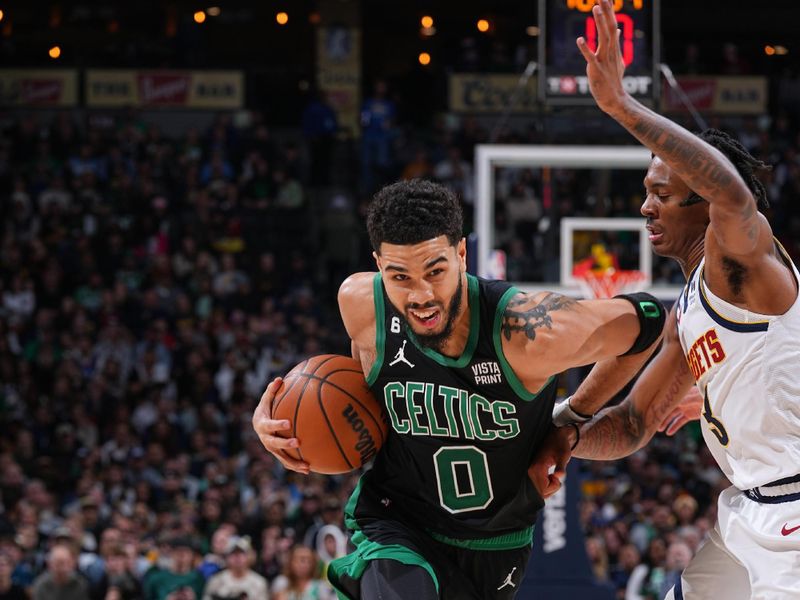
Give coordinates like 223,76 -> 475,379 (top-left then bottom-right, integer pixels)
662,76 -> 767,114
86,70 -> 243,108
0,69 -> 78,106
449,73 -> 539,113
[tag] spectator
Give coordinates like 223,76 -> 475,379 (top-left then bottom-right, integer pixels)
433,146 -> 473,205
272,168 -> 304,211
91,544 -> 142,600
142,537 -> 204,600
0,552 -> 27,600
301,90 -> 339,186
38,175 -> 73,211
312,524 -> 347,579
302,496 -> 344,554
198,524 -> 235,580
359,80 -> 396,192
719,42 -> 749,75
672,493 -> 698,527
400,149 -> 432,181
677,43 -> 706,75
270,545 -> 333,600
82,527 -> 123,585
255,526 -> 292,584
32,543 -> 90,600
586,535 -> 610,583
2,275 -> 36,324
609,543 -> 642,595
201,536 -> 268,600
211,256 -> 249,300
658,541 -> 693,599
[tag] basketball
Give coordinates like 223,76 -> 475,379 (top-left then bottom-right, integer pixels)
273,355 -> 388,474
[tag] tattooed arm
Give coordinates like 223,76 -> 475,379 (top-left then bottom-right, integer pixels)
501,291 -> 641,391
573,310 -> 695,460
566,307 -> 675,419
567,333 -> 661,418
577,0 -> 763,255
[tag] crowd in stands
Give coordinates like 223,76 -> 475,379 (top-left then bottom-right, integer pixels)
1,111 -> 347,599
1,70 -> 799,600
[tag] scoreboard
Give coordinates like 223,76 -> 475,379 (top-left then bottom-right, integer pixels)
539,0 -> 660,104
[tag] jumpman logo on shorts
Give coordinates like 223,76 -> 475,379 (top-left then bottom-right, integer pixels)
389,340 -> 415,368
497,567 -> 517,590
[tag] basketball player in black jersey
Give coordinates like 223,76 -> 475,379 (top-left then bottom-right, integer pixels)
253,178 -> 666,599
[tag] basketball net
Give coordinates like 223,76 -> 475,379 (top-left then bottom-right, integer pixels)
576,269 -> 647,299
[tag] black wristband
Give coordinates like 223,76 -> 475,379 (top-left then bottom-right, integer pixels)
615,292 -> 666,356
567,422 -> 580,451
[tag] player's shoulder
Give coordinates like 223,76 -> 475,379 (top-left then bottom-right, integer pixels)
338,272 -> 378,337
338,272 -> 376,304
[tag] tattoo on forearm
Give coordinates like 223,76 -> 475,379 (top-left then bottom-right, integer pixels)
576,360 -> 692,460
623,112 -> 760,246
631,120 -> 734,191
501,293 -> 577,342
643,359 -> 691,427
575,401 -> 645,460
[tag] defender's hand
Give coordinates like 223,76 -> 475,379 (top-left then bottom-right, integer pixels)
659,386 -> 703,436
576,0 -> 628,114
252,378 -> 310,474
528,426 -> 573,500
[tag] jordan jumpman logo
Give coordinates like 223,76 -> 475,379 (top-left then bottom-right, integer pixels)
497,567 -> 517,590
389,340 -> 415,368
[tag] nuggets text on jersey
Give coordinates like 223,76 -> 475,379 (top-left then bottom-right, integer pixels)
685,328 -> 726,380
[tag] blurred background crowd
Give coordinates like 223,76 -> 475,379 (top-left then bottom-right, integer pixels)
2,1 -> 800,599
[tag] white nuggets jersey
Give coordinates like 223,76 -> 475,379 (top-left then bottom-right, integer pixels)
675,249 -> 800,490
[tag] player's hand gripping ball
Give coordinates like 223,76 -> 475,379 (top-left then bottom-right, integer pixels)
272,355 -> 389,474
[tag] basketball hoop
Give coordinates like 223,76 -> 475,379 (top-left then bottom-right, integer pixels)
576,269 -> 647,299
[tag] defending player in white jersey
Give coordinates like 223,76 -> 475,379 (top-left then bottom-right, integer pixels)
540,2 -> 800,598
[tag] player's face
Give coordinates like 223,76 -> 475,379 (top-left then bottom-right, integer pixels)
641,157 -> 709,259
376,236 -> 467,349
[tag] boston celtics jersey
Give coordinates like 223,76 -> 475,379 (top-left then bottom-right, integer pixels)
675,245 -> 800,490
359,273 -> 557,540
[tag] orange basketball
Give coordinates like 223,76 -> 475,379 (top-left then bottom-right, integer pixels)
273,355 -> 388,474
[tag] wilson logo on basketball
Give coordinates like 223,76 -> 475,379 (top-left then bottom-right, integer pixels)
342,404 -> 379,464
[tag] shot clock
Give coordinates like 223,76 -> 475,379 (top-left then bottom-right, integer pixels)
539,0 -> 660,104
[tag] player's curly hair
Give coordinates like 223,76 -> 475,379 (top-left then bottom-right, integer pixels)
367,179 -> 463,253
698,128 -> 771,210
